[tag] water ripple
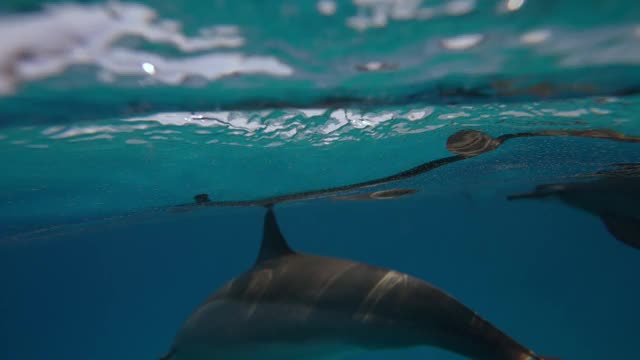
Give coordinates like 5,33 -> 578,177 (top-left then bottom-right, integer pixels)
0,97 -> 609,147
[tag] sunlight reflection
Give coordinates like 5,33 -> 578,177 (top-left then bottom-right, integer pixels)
141,62 -> 156,75
317,0 -> 337,16
355,61 -> 398,72
506,0 -> 524,12
520,29 -> 551,45
444,0 -> 476,16
440,34 -> 484,50
0,3 -> 263,95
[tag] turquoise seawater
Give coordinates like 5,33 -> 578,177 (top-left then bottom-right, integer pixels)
1,1 -> 639,359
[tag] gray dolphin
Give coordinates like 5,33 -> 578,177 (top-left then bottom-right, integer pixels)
161,208 -> 558,360
508,164 -> 640,249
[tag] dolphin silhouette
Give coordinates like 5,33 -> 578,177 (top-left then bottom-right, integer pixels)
161,208 -> 558,360
508,165 -> 640,250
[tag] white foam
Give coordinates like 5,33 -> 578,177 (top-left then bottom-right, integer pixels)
405,107 -> 434,121
500,110 -> 534,117
393,123 -> 445,134
280,128 -> 298,138
357,61 -> 393,72
144,130 -> 181,135
41,126 -> 65,135
520,29 -> 551,45
300,109 -> 326,118
506,0 -> 525,12
317,0 -> 337,16
444,0 -> 476,16
51,124 -> 151,139
498,0 -> 525,13
323,109 -> 350,134
552,109 -> 588,117
68,134 -> 114,142
347,0 -> 476,30
98,49 -> 292,85
440,34 -> 484,50
438,112 -> 470,120
0,2 -> 294,94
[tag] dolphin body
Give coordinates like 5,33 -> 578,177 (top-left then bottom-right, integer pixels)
508,168 -> 640,250
161,208 -> 556,360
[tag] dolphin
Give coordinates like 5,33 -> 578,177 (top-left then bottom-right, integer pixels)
508,164 -> 640,249
161,207 -> 557,360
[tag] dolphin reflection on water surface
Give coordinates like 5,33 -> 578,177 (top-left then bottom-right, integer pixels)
176,128 -> 640,210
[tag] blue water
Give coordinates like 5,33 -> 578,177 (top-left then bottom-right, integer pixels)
1,1 -> 639,360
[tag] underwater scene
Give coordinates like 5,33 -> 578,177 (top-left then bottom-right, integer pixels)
1,1 -> 639,359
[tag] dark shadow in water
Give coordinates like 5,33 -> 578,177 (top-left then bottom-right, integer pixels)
508,163 -> 640,250
177,128 -> 640,209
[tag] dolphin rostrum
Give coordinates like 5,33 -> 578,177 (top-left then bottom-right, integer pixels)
161,207 -> 558,360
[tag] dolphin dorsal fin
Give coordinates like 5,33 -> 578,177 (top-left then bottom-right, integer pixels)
255,207 -> 295,265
